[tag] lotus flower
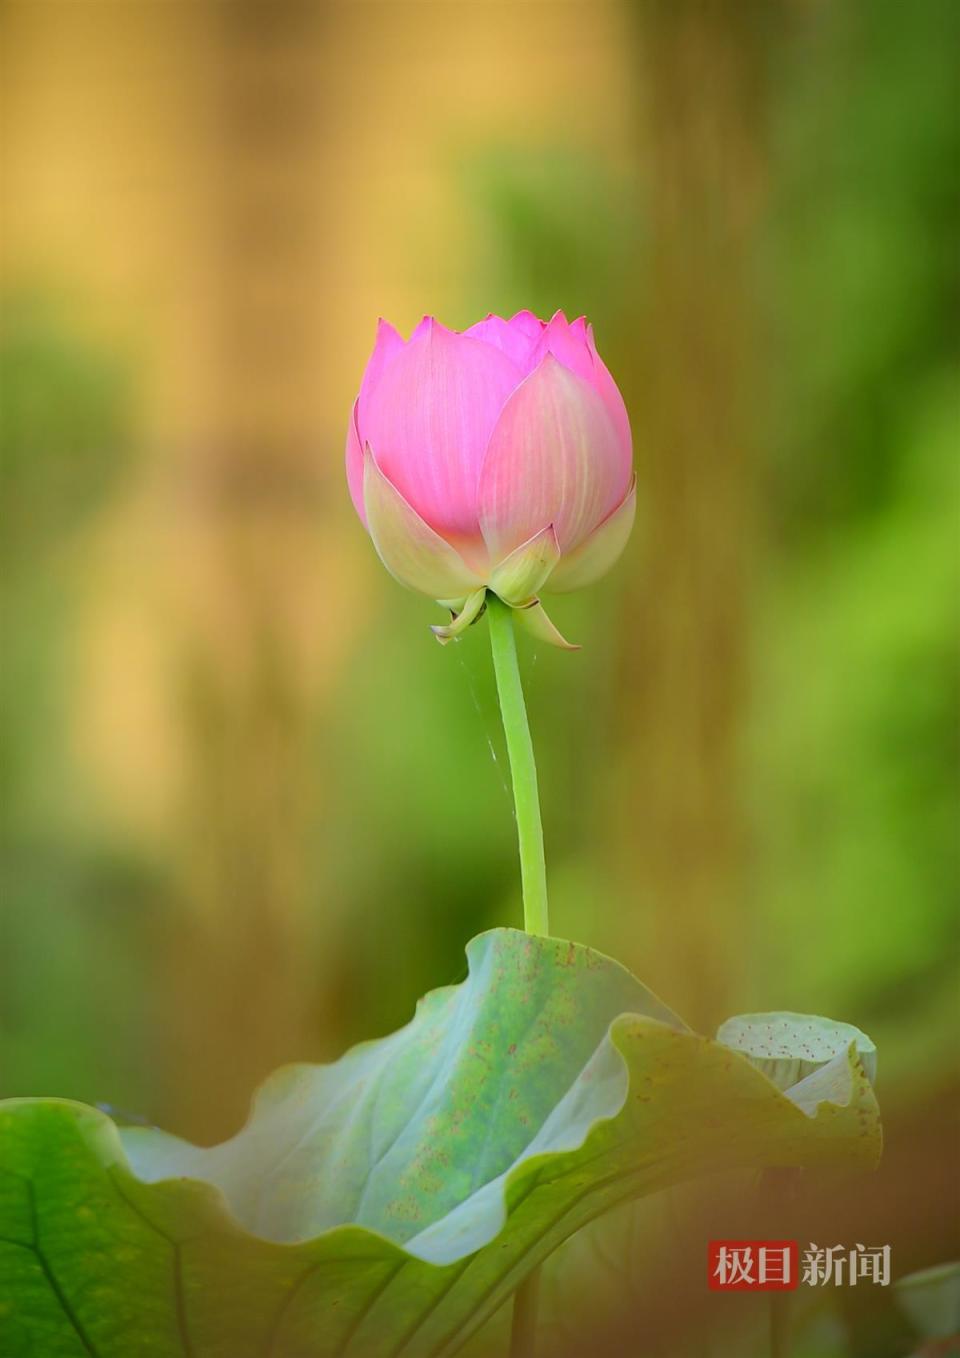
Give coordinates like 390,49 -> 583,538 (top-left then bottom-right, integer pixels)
346,310 -> 635,647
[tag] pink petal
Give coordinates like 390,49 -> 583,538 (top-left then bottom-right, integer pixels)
362,319 -> 522,542
546,474 -> 637,593
508,309 -> 546,340
528,314 -> 633,465
362,448 -> 483,600
356,318 -> 405,429
586,322 -> 632,462
348,318 -> 406,524
478,353 -> 630,560
407,315 -> 433,343
529,310 -> 595,385
465,314 -> 541,369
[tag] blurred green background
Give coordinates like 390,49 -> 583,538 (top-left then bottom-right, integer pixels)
1,1 -> 957,1354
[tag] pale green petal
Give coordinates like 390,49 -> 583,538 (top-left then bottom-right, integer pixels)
489,525 -> 560,605
546,476 -> 636,594
363,448 -> 482,600
514,599 -> 579,650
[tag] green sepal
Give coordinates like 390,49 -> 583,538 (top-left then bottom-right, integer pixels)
513,598 -> 579,650
431,588 -> 488,644
488,525 -> 561,606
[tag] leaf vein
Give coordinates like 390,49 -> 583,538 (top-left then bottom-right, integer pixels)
23,1179 -> 102,1358
107,1171 -> 195,1358
261,1260 -> 323,1358
335,1258 -> 407,1358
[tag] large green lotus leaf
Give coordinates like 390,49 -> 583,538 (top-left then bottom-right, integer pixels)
0,929 -> 880,1358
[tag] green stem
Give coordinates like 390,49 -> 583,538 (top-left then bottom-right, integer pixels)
487,592 -> 548,1356
486,595 -> 549,937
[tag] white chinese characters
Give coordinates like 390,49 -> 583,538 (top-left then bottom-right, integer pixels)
712,1243 -> 795,1288
802,1243 -> 891,1287
709,1240 -> 891,1291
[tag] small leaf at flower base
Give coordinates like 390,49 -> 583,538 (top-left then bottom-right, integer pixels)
431,588 -> 487,644
488,525 -> 561,606
716,1011 -> 878,1089
0,931 -> 881,1358
513,599 -> 579,650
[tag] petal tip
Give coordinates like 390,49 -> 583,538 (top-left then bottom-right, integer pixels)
429,588 -> 487,644
373,317 -> 404,348
514,599 -> 579,650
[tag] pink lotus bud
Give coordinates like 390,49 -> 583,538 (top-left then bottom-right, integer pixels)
346,311 -> 635,646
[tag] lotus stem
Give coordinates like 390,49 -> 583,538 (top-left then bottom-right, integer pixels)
487,591 -> 548,1355
486,593 -> 549,937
